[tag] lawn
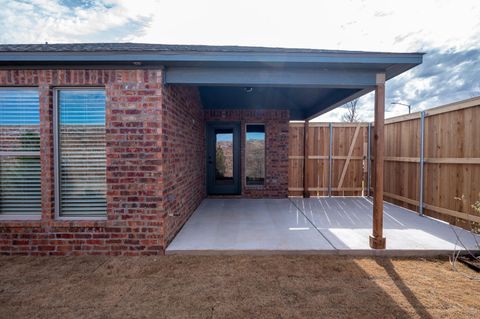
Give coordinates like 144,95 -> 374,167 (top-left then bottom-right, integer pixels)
0,255 -> 478,318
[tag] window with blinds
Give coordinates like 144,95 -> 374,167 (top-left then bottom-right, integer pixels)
56,89 -> 106,217
0,89 -> 41,216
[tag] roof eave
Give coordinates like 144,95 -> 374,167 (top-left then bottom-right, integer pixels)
0,51 -> 424,66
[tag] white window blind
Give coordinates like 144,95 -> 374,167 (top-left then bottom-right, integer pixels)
0,89 -> 41,216
56,89 -> 106,217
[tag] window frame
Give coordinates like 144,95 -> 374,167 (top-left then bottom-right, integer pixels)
53,87 -> 107,220
0,87 -> 42,221
244,123 -> 266,188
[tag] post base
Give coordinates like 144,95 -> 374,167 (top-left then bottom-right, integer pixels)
369,235 -> 386,249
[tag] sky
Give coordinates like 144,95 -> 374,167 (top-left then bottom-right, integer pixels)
0,89 -> 105,125
0,0 -> 479,121
217,132 -> 265,142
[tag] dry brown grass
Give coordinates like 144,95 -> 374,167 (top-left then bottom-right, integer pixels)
0,255 -> 479,318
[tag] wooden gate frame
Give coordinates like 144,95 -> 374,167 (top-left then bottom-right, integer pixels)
288,122 -> 369,197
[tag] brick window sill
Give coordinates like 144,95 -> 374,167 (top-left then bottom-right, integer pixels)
49,217 -> 108,227
0,215 -> 42,222
0,217 -> 108,228
245,185 -> 266,190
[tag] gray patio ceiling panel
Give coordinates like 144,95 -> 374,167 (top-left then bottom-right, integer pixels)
198,86 -> 362,120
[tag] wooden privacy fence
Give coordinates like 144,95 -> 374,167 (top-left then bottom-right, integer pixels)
288,96 -> 480,230
381,97 -> 480,230
288,122 -> 370,197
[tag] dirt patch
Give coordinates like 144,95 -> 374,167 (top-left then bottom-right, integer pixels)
0,255 -> 479,318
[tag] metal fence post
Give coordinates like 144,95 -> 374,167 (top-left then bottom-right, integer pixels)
328,123 -> 333,197
419,111 -> 425,216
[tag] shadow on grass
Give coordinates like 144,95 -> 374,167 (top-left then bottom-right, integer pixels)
376,258 -> 433,319
0,256 -> 431,318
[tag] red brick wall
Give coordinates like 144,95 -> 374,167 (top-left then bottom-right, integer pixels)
160,86 -> 206,245
204,109 -> 289,198
106,72 -> 165,255
0,70 -> 290,255
0,69 -> 205,256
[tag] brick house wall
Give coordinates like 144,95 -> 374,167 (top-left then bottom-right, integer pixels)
160,86 -> 206,245
0,69 -> 289,256
204,109 -> 289,198
0,69 -> 206,256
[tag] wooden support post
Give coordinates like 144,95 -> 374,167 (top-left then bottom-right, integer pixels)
370,73 -> 386,249
303,121 -> 310,198
328,123 -> 333,197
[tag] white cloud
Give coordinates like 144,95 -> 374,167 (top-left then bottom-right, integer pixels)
1,0 -> 479,121
3,0 -> 480,51
0,0 -> 150,43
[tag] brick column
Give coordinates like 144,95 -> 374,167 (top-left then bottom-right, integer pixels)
38,84 -> 55,222
106,71 -> 165,254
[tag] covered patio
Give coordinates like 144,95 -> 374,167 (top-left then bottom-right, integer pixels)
166,198 -> 480,255
164,47 -> 426,250
0,44 -> 437,255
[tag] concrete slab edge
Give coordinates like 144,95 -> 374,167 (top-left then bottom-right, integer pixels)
165,249 -> 480,257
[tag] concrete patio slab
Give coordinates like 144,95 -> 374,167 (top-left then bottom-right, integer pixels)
291,197 -> 480,255
166,197 -> 480,256
167,199 -> 335,253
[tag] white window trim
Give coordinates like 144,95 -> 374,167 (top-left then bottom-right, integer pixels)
53,87 -> 107,221
0,87 -> 42,221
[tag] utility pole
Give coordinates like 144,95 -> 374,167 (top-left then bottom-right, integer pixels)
391,101 -> 411,114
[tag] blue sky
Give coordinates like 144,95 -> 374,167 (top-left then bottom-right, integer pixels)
0,89 -> 105,125
0,89 -> 39,125
58,90 -> 106,125
217,133 -> 265,142
0,0 -> 479,121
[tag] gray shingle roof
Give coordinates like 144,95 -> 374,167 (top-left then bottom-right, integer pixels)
0,42 -> 413,55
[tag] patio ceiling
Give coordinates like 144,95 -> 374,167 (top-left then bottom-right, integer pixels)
0,43 -> 423,120
198,86 -> 362,120
163,51 -> 423,119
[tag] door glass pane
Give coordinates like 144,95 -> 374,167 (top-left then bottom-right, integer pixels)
215,129 -> 233,184
246,124 -> 265,185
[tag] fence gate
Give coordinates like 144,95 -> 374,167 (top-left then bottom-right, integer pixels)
288,98 -> 480,231
288,122 -> 369,197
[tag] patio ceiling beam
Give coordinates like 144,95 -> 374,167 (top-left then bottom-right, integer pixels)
165,67 -> 377,88
370,73 -> 386,249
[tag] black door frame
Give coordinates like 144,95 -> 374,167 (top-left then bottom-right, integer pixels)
206,121 -> 241,195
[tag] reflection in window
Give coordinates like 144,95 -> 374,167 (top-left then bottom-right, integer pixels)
246,124 -> 265,186
0,89 -> 41,216
215,130 -> 233,183
56,89 -> 106,217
